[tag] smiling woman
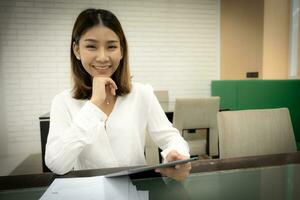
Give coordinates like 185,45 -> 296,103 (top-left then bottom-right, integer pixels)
73,25 -> 123,108
44,8 -> 191,181
70,9 -> 130,100
73,26 -> 123,78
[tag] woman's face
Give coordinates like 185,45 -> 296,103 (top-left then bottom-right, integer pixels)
73,25 -> 123,78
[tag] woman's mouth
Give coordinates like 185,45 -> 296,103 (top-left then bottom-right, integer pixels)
92,65 -> 111,70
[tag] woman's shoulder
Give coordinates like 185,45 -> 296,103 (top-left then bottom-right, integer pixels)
131,82 -> 154,97
128,83 -> 154,107
51,89 -> 78,106
52,89 -> 72,100
132,82 -> 153,92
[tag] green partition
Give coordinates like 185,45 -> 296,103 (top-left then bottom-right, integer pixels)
211,80 -> 300,150
210,80 -> 238,110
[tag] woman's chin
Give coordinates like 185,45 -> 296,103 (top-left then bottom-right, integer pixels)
89,67 -> 116,78
93,71 -> 112,77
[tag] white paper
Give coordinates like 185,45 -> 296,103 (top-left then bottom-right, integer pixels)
103,176 -> 130,199
39,175 -> 148,200
39,176 -> 104,200
128,184 -> 140,200
138,191 -> 149,200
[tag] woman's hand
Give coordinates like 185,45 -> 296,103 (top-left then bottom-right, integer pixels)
155,150 -> 192,181
90,77 -> 117,107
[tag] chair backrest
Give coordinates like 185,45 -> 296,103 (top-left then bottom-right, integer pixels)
217,108 -> 297,158
173,97 -> 220,156
154,90 -> 169,102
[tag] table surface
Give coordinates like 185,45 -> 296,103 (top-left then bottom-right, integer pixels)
1,152 -> 299,200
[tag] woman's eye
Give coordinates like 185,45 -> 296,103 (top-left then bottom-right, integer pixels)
108,45 -> 117,49
86,45 -> 96,49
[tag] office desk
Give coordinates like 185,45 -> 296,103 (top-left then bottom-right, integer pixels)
1,152 -> 299,200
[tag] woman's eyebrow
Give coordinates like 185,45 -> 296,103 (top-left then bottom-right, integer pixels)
84,38 -> 98,42
107,40 -> 119,43
84,39 -> 119,43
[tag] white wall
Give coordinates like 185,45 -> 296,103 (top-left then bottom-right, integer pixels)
0,0 -> 219,163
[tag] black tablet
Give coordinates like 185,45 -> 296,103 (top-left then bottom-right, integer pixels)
105,157 -> 198,178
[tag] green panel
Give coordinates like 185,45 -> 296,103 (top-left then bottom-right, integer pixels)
237,80 -> 300,143
211,80 -> 300,150
211,80 -> 238,110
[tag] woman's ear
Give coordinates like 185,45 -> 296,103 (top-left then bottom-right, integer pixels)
73,42 -> 81,60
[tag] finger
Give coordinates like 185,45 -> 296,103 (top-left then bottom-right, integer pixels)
106,78 -> 118,90
174,171 -> 190,181
167,150 -> 186,162
158,167 -> 190,181
156,167 -> 175,177
175,162 -> 192,170
159,162 -> 191,175
110,84 -> 116,96
166,151 -> 180,162
102,78 -> 117,95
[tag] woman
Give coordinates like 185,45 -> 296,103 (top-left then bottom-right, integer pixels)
45,8 -> 191,181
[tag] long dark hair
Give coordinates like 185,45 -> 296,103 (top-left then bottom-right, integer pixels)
70,8 -> 131,99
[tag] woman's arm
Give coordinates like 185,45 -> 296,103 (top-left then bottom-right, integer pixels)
45,94 -> 116,175
146,87 -> 191,180
146,87 -> 190,160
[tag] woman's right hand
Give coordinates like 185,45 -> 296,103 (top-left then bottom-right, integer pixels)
90,77 -> 118,107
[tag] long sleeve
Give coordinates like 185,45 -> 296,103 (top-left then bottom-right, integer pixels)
146,87 -> 190,160
45,93 -> 118,174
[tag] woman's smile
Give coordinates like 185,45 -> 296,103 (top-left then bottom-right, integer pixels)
92,64 -> 112,75
92,64 -> 111,70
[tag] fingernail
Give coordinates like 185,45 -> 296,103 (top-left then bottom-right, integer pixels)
175,165 -> 180,169
155,169 -> 160,173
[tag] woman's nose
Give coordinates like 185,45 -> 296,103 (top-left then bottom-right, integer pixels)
96,49 -> 109,62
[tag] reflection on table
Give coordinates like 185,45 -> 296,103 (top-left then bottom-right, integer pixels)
134,164 -> 300,200
1,152 -> 299,200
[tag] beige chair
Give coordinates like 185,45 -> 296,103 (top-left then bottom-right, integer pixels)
154,90 -> 169,102
173,97 -> 220,157
217,108 -> 297,158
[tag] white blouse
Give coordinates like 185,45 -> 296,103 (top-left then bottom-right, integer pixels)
45,82 -> 189,174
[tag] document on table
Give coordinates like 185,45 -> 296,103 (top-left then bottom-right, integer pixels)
39,176 -> 148,200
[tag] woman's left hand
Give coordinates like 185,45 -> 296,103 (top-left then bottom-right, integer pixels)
155,150 -> 192,181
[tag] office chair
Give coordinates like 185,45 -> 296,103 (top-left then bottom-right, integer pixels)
154,90 -> 169,102
173,97 -> 220,157
217,108 -> 297,158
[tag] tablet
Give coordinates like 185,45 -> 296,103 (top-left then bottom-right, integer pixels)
105,157 -> 198,178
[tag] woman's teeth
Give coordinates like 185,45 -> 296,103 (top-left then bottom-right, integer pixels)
93,65 -> 110,69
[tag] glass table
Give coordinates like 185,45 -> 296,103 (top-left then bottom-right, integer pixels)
1,152 -> 299,200
134,164 -> 300,200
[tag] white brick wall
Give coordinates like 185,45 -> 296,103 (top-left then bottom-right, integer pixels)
0,0 -> 220,162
